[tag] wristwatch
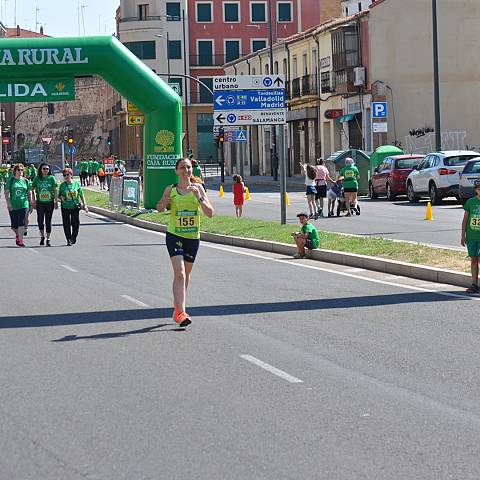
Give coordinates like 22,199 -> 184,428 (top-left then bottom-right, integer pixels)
198,196 -> 205,203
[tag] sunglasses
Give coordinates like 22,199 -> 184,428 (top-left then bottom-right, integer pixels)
42,166 -> 49,170
63,173 -> 72,177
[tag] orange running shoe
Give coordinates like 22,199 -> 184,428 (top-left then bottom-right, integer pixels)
174,311 -> 192,328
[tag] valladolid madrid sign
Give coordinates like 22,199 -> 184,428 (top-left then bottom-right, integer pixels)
0,37 -> 182,209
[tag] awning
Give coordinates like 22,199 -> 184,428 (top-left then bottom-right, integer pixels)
337,113 -> 355,123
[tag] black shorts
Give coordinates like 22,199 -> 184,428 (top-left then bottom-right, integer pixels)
9,208 -> 28,229
166,232 -> 200,263
343,187 -> 358,193
305,239 -> 317,250
99,176 -> 105,183
315,184 -> 327,199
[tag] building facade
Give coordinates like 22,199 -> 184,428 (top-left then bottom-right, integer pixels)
368,0 -> 480,153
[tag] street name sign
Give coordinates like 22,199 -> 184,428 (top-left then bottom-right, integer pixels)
215,109 -> 285,126
214,89 -> 285,110
213,75 -> 285,91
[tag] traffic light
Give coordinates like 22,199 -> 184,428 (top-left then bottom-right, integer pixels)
47,103 -> 55,114
107,136 -> 112,146
216,128 -> 224,147
67,128 -> 74,145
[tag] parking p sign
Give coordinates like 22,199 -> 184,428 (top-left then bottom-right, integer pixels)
372,102 -> 388,118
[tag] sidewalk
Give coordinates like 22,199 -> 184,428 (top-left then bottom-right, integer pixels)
204,174 -> 305,192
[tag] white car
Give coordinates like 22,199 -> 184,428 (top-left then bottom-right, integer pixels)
406,150 -> 480,204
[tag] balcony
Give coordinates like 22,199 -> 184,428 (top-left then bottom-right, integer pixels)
291,78 -> 301,98
119,16 -> 167,23
301,74 -> 318,96
333,68 -> 358,94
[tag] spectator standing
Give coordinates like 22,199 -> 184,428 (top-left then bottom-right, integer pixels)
339,158 -> 360,216
232,174 -> 245,218
300,162 -> 318,219
314,158 -> 334,218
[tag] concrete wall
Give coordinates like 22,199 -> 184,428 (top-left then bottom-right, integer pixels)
369,0 -> 480,153
15,77 -> 110,162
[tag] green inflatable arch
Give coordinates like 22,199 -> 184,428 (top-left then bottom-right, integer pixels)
0,35 -> 182,208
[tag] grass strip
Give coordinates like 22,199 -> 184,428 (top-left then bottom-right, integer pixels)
84,190 -> 470,273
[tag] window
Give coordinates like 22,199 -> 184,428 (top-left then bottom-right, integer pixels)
277,2 -> 292,22
138,3 -> 149,20
358,2 -> 362,12
196,2 -> 212,22
292,55 -> 297,78
251,2 -> 266,22
124,41 -> 156,60
345,6 -> 349,15
168,40 -> 182,59
265,64 -> 269,74
302,53 -> 307,75
166,2 -> 181,20
225,40 -> 240,62
224,2 -> 239,22
274,61 -> 278,74
252,39 -> 266,52
198,40 -> 213,65
198,77 -> 213,103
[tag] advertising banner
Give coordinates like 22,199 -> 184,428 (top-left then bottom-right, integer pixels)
122,175 -> 140,207
0,78 -> 75,102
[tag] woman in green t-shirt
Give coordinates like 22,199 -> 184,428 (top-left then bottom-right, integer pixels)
58,167 -> 89,246
4,163 -> 33,247
339,157 -> 360,216
32,163 -> 58,246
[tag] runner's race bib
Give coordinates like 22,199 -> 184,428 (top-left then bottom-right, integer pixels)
470,217 -> 480,230
175,210 -> 198,234
39,190 -> 51,201
344,170 -> 354,178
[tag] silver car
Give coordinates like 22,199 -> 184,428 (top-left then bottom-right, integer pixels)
459,157 -> 480,204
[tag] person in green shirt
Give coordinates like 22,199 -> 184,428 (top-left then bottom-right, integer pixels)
92,158 -> 100,186
32,163 -> 58,246
461,179 -> 480,293
339,157 -> 360,216
191,158 -> 204,185
87,158 -> 94,185
79,159 -> 89,186
58,167 -> 89,246
4,163 -> 33,247
291,212 -> 320,259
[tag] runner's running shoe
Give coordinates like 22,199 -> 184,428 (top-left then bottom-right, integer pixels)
174,311 -> 191,327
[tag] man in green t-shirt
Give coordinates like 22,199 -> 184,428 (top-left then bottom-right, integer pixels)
80,159 -> 89,186
461,179 -> 480,293
291,212 -> 320,259
87,158 -> 94,185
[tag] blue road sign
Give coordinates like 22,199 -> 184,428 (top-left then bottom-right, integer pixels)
224,130 -> 249,142
214,89 -> 285,111
68,145 -> 77,155
372,102 -> 388,118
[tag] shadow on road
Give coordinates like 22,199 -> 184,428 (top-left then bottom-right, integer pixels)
52,323 -> 185,342
0,291 -> 468,330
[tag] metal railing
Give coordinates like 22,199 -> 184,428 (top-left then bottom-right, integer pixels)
119,16 -> 166,22
291,78 -> 301,98
201,163 -> 220,177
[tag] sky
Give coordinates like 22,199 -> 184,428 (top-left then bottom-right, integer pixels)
0,0 -> 119,37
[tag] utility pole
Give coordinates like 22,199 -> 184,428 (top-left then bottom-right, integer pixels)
432,0 -> 441,150
268,0 -> 278,181
182,9 -> 190,153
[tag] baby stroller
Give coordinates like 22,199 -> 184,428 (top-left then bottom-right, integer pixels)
336,188 -> 361,217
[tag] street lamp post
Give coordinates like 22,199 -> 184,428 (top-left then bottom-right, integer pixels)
268,0 -> 278,181
432,0 -> 441,150
182,9 -> 190,153
154,32 -> 170,80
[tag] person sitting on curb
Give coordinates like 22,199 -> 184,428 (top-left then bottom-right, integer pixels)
461,179 -> 480,293
291,212 -> 320,259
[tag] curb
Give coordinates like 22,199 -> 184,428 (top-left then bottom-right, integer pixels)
88,205 -> 472,289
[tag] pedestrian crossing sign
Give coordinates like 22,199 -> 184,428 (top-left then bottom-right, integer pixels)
236,130 -> 247,142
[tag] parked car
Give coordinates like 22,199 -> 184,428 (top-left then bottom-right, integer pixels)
406,150 -> 480,204
369,154 -> 424,200
459,157 -> 480,204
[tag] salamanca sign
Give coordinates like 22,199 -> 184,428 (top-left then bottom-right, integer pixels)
0,48 -> 88,66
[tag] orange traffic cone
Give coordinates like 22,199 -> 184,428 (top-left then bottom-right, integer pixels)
219,185 -> 224,197
425,201 -> 433,221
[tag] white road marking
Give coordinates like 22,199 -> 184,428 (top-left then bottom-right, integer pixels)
416,283 -> 449,288
27,248 -> 39,254
343,267 -> 366,273
121,294 -> 149,307
240,354 -> 303,384
61,265 -> 78,273
97,212 -> 477,301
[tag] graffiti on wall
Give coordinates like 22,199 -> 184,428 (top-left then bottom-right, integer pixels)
404,130 -> 468,154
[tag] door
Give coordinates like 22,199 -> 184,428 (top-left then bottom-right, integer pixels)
414,155 -> 431,192
378,157 -> 392,194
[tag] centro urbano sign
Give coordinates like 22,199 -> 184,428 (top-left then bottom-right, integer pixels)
0,78 -> 76,102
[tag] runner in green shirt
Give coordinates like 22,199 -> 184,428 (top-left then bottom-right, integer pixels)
58,167 -> 88,246
339,158 -> 360,216
92,159 -> 100,186
80,159 -> 89,186
32,163 -> 58,246
291,212 -> 320,259
4,163 -> 33,246
461,179 -> 480,293
87,158 -> 94,185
